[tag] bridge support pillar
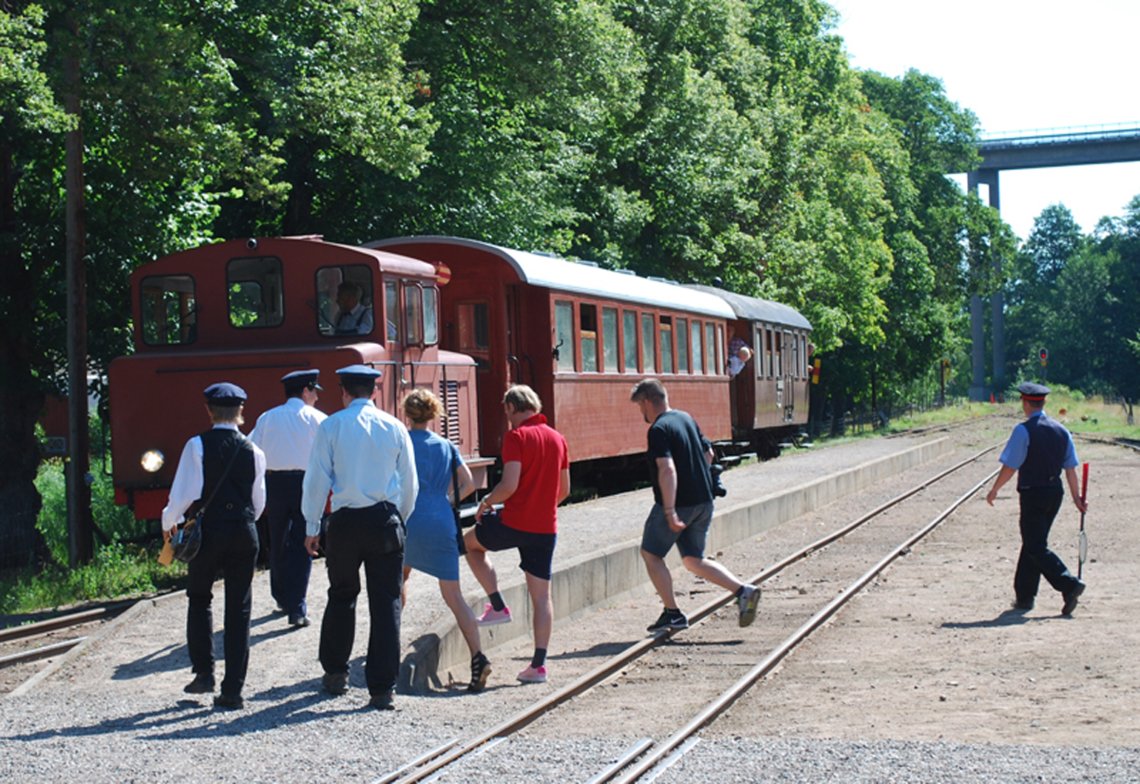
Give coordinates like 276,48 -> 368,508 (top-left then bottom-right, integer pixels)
966,168 -> 1005,400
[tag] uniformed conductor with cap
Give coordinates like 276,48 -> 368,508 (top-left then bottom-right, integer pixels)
162,382 -> 267,710
250,369 -> 327,628
986,382 -> 1088,615
302,365 -> 417,710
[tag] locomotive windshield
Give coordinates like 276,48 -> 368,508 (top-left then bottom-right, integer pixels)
140,274 -> 196,346
227,256 -> 284,328
317,264 -> 374,337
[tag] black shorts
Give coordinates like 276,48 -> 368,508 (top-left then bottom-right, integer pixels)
473,511 -> 557,581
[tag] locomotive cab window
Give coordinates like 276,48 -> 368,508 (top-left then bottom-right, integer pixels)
423,285 -> 439,345
228,256 -> 284,329
385,280 -> 399,342
404,282 -> 425,346
141,274 -> 196,345
317,264 -> 374,336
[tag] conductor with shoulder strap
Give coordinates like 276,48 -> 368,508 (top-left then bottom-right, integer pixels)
161,382 -> 267,710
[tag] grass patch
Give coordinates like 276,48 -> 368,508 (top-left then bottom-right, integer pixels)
0,444 -> 185,616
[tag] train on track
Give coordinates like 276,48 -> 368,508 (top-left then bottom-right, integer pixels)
108,235 -> 811,521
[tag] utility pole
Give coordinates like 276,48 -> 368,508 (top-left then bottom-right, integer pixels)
65,20 -> 93,566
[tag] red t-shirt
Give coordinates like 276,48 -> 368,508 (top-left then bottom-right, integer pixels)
501,413 -> 569,534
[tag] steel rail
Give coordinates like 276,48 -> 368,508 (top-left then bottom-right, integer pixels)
606,468 -> 999,784
380,446 -> 995,783
0,638 -> 86,668
0,607 -> 107,644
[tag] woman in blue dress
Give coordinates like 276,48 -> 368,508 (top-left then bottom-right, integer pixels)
401,389 -> 490,692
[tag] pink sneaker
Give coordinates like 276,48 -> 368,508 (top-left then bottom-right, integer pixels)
516,665 -> 547,683
477,604 -> 512,626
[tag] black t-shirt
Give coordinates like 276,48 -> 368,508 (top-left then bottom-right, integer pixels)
647,409 -> 714,507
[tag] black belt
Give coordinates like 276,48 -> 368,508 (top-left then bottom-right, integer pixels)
267,469 -> 305,475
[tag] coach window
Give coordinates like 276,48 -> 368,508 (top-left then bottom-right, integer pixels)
318,264 -> 373,336
640,313 -> 656,374
791,331 -> 801,378
404,282 -> 425,345
554,300 -> 575,372
622,310 -> 638,372
141,275 -> 196,345
676,319 -> 689,374
602,307 -> 619,373
704,323 -> 715,375
659,316 -> 674,374
691,320 -> 703,374
579,303 -> 599,372
774,331 -> 783,376
228,256 -> 284,329
715,325 -> 725,374
765,328 -> 775,376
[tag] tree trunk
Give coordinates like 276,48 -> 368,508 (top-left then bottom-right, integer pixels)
0,144 -> 50,570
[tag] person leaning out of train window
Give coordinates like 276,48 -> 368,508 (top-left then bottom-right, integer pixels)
727,336 -> 753,378
161,382 -> 267,711
334,281 -> 373,335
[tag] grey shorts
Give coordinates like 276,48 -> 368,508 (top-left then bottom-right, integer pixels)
640,501 -> 714,560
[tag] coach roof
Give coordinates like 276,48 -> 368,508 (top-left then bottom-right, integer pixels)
368,236 -> 735,320
685,284 -> 812,331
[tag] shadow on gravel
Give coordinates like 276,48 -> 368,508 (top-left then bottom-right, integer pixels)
111,624 -> 298,682
940,609 -> 1048,629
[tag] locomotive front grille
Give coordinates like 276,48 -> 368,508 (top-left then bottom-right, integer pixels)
439,379 -> 461,446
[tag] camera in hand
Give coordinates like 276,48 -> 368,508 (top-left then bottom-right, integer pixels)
709,463 -> 728,498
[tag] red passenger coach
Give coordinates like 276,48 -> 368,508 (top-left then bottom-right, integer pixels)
109,236 -> 482,521
688,285 -> 812,455
367,236 -> 738,471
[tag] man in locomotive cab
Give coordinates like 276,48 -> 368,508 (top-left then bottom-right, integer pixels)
161,382 -> 267,710
333,281 -> 374,335
249,369 -> 328,629
464,384 -> 570,684
630,378 -> 761,633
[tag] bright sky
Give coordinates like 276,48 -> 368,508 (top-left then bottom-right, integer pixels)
827,0 -> 1140,240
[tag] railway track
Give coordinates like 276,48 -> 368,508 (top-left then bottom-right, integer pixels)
372,446 -> 999,783
0,603 -> 131,695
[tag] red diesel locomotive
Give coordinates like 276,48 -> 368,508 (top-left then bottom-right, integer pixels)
108,236 -> 482,521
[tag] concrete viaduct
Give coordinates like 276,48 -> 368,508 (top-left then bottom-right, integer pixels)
962,124 -> 1140,401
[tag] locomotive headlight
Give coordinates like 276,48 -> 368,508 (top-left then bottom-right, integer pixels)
140,450 -> 165,473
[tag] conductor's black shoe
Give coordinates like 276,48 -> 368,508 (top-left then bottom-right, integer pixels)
213,693 -> 244,710
183,674 -> 215,694
369,691 -> 395,711
322,672 -> 349,695
288,614 -> 311,628
1061,582 -> 1086,616
646,609 -> 689,633
1011,599 -> 1034,611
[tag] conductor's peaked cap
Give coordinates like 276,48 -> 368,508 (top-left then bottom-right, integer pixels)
281,369 -> 322,390
1018,381 -> 1050,400
336,364 -> 382,383
203,382 -> 247,405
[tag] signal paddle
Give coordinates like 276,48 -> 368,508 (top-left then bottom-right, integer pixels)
1078,462 -> 1089,579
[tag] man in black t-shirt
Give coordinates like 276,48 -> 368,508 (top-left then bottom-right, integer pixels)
630,378 -> 761,633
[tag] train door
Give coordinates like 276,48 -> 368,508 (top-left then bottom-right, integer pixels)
783,329 -> 796,422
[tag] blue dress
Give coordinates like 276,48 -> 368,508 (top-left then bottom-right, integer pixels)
404,429 -> 463,580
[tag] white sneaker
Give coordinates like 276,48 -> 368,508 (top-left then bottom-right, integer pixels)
477,604 -> 512,626
738,585 -> 761,627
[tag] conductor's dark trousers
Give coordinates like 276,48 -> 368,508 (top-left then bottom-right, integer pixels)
319,502 -> 405,697
1015,486 -> 1082,603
